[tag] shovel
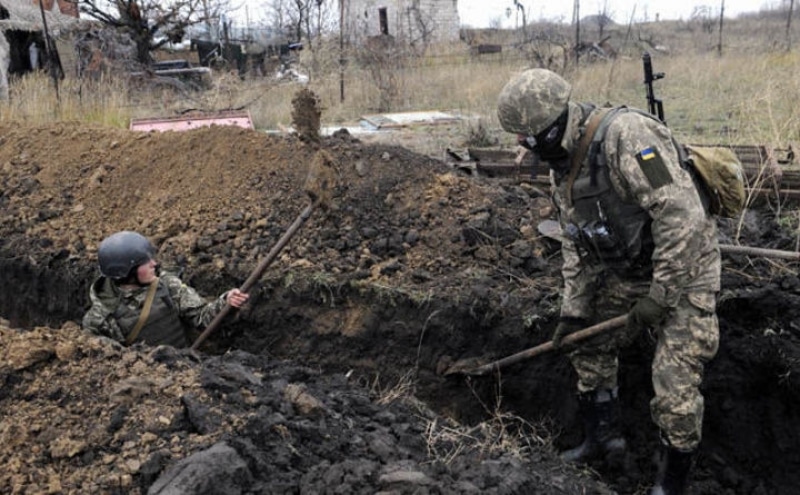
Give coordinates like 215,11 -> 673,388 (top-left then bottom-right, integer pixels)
190,150 -> 338,351
537,219 -> 800,261
443,314 -> 628,376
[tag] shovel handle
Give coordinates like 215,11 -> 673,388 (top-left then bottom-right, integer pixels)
718,244 -> 800,261
464,314 -> 629,376
190,202 -> 316,351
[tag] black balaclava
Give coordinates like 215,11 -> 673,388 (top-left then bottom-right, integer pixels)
516,108 -> 571,174
533,108 -> 570,165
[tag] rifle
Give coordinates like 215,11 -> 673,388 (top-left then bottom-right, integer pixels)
642,52 -> 665,124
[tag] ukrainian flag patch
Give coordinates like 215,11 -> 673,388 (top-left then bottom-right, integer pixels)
640,147 -> 656,160
636,146 -> 672,189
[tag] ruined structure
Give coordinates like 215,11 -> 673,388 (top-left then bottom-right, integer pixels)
0,0 -> 85,98
341,0 -> 460,44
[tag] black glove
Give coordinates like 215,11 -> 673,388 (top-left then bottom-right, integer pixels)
552,317 -> 588,350
627,296 -> 668,332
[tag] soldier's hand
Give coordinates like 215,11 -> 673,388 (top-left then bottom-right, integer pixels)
627,296 -> 668,332
552,317 -> 588,350
226,289 -> 249,308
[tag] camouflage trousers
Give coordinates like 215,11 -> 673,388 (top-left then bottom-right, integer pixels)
567,277 -> 719,451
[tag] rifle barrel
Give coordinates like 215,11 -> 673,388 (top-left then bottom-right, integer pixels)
642,52 -> 666,124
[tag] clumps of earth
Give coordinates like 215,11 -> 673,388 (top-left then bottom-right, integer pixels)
1,322 -> 606,494
1,101 -> 800,494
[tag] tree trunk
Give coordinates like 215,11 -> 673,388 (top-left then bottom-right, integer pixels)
134,29 -> 152,65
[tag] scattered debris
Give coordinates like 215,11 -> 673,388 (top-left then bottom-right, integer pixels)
360,110 -> 462,130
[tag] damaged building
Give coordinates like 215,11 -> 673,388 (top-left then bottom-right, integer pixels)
0,0 -> 84,99
341,0 -> 460,45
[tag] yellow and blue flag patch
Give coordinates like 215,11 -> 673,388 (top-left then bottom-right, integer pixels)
635,146 -> 672,189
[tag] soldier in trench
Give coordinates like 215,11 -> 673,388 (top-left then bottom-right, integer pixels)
82,231 -> 249,348
496,69 -> 720,495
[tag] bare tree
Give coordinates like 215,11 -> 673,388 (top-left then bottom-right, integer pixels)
596,0 -> 613,40
689,5 -> 715,34
79,0 -> 231,64
513,0 -> 527,38
264,0 -> 336,74
406,0 -> 437,49
288,0 -> 310,43
264,0 -> 288,33
357,35 -> 408,111
268,0 -> 333,46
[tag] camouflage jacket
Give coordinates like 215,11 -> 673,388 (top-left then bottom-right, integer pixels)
552,105 -> 721,320
82,273 -> 227,346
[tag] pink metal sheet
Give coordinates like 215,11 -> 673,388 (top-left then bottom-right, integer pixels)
130,110 -> 254,132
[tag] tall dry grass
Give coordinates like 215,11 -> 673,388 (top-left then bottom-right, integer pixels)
565,50 -> 800,146
1,14 -> 799,149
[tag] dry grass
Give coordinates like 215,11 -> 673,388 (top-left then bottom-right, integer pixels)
2,15 -> 799,148
5,18 -> 798,241
370,369 -> 418,406
2,74 -> 133,127
423,376 -> 554,466
365,367 -> 555,466
564,51 -> 800,146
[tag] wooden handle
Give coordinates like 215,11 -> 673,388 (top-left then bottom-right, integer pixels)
190,202 -> 316,351
461,314 -> 629,376
719,244 -> 800,261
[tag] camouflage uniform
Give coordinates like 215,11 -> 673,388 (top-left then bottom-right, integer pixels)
82,273 -> 228,348
552,104 -> 720,451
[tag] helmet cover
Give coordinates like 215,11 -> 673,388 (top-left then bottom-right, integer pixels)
497,68 -> 572,136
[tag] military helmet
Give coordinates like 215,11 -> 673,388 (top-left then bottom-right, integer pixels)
497,68 -> 572,136
98,231 -> 156,279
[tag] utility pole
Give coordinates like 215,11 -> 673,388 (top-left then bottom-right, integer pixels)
573,0 -> 581,66
37,0 -> 60,102
339,0 -> 345,102
513,1 -> 527,39
786,0 -> 795,52
717,0 -> 725,57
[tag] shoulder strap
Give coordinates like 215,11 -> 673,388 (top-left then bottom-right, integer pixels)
565,107 -> 615,206
125,277 -> 160,346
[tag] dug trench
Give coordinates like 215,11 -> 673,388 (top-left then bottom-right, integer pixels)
1,120 -> 799,494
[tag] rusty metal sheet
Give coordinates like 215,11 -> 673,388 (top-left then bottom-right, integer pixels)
130,110 -> 254,132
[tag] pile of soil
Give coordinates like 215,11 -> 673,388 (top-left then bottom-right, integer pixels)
1,113 -> 799,494
1,322 -> 608,494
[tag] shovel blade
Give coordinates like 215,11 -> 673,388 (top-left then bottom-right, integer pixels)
443,356 -> 492,376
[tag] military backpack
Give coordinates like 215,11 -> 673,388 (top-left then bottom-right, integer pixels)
573,107 -> 746,218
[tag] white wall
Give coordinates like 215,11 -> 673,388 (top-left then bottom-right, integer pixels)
0,34 -> 9,100
344,0 -> 460,44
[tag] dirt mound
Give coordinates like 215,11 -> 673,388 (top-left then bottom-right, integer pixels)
0,121 -> 545,291
0,322 -> 611,494
1,119 -> 800,494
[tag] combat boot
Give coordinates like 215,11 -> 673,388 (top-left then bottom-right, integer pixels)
561,387 -> 626,463
650,442 -> 696,495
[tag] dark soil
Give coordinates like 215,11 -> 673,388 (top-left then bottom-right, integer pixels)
1,116 -> 799,495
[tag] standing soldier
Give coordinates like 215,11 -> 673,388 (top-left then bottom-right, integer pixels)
82,231 -> 248,348
497,69 -> 720,495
